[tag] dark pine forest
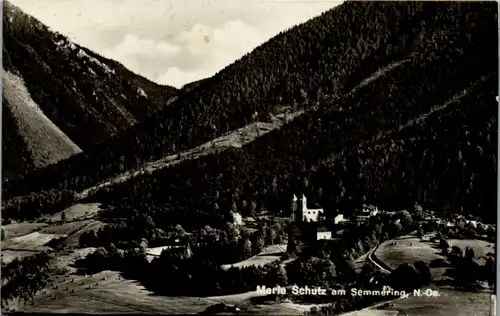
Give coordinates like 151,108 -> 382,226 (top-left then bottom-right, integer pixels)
2,2 -> 498,230
5,2 -> 490,198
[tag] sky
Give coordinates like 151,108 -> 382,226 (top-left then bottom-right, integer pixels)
11,0 -> 342,88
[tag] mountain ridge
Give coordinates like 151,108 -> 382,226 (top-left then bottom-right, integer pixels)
3,2 -> 451,199
2,0 -> 178,177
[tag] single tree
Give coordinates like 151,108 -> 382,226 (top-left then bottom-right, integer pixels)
287,236 -> 298,255
243,238 -> 253,258
267,228 -> 277,245
417,227 -> 424,240
275,265 -> 288,286
465,247 -> 475,260
439,239 -> 450,255
253,235 -> 265,254
249,201 -> 257,217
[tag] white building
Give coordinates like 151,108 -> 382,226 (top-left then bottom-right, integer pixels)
317,231 -> 332,240
334,214 -> 345,224
231,212 -> 243,226
466,220 -> 478,228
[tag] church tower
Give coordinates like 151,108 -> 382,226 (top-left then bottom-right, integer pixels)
291,194 -> 298,222
298,194 -> 307,221
300,194 -> 307,213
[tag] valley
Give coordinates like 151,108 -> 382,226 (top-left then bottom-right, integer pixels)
1,1 -> 497,315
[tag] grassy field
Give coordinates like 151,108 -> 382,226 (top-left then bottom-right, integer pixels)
44,203 -> 103,222
2,221 -> 48,239
342,310 -> 399,316
62,220 -> 106,248
388,287 -> 493,316
1,231 -> 62,264
11,266 -> 309,315
349,234 -> 495,316
145,245 -> 181,262
1,203 -> 106,263
342,287 -> 493,316
40,220 -> 92,235
1,250 -> 41,264
221,243 -> 287,270
374,234 -> 495,279
9,270 -> 214,314
448,239 -> 494,264
3,231 -> 63,249
374,235 -> 443,271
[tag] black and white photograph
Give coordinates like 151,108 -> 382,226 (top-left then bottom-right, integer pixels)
1,0 -> 498,315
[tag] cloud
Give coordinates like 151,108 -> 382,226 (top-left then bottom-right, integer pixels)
11,0 -> 343,88
153,19 -> 269,88
104,34 -> 181,63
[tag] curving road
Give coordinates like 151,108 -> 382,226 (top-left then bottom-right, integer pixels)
367,243 -> 392,274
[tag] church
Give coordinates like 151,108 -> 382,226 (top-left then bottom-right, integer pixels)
291,194 -> 324,222
289,194 -> 335,241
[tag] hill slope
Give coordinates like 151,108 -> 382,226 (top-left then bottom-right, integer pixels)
3,1 -> 498,220
2,70 -> 82,178
2,1 -> 451,198
2,0 -> 178,177
83,1 -> 497,230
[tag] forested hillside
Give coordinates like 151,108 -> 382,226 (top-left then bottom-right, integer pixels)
66,1 -> 498,241
3,1 -> 469,199
2,1 -> 177,177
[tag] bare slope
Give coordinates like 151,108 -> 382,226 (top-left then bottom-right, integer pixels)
2,70 -> 82,175
2,0 -> 178,177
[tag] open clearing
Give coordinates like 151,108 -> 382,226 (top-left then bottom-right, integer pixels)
342,287 -> 492,316
374,235 -> 443,271
221,243 -> 287,270
1,203 -> 103,242
146,245 -> 181,262
342,310 -> 399,316
2,222 -> 48,239
13,270 -> 215,314
40,220 -> 92,236
6,247 -> 316,315
13,269 -> 308,315
61,220 -> 106,247
1,250 -> 41,264
1,232 -> 61,264
374,235 -> 495,276
387,287 -> 493,316
75,111 -> 303,201
205,291 -> 317,315
1,205 -> 106,264
3,231 -> 63,249
45,203 -> 103,222
448,239 -> 494,263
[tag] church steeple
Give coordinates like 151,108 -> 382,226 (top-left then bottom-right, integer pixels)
291,194 -> 298,222
301,194 -> 307,212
